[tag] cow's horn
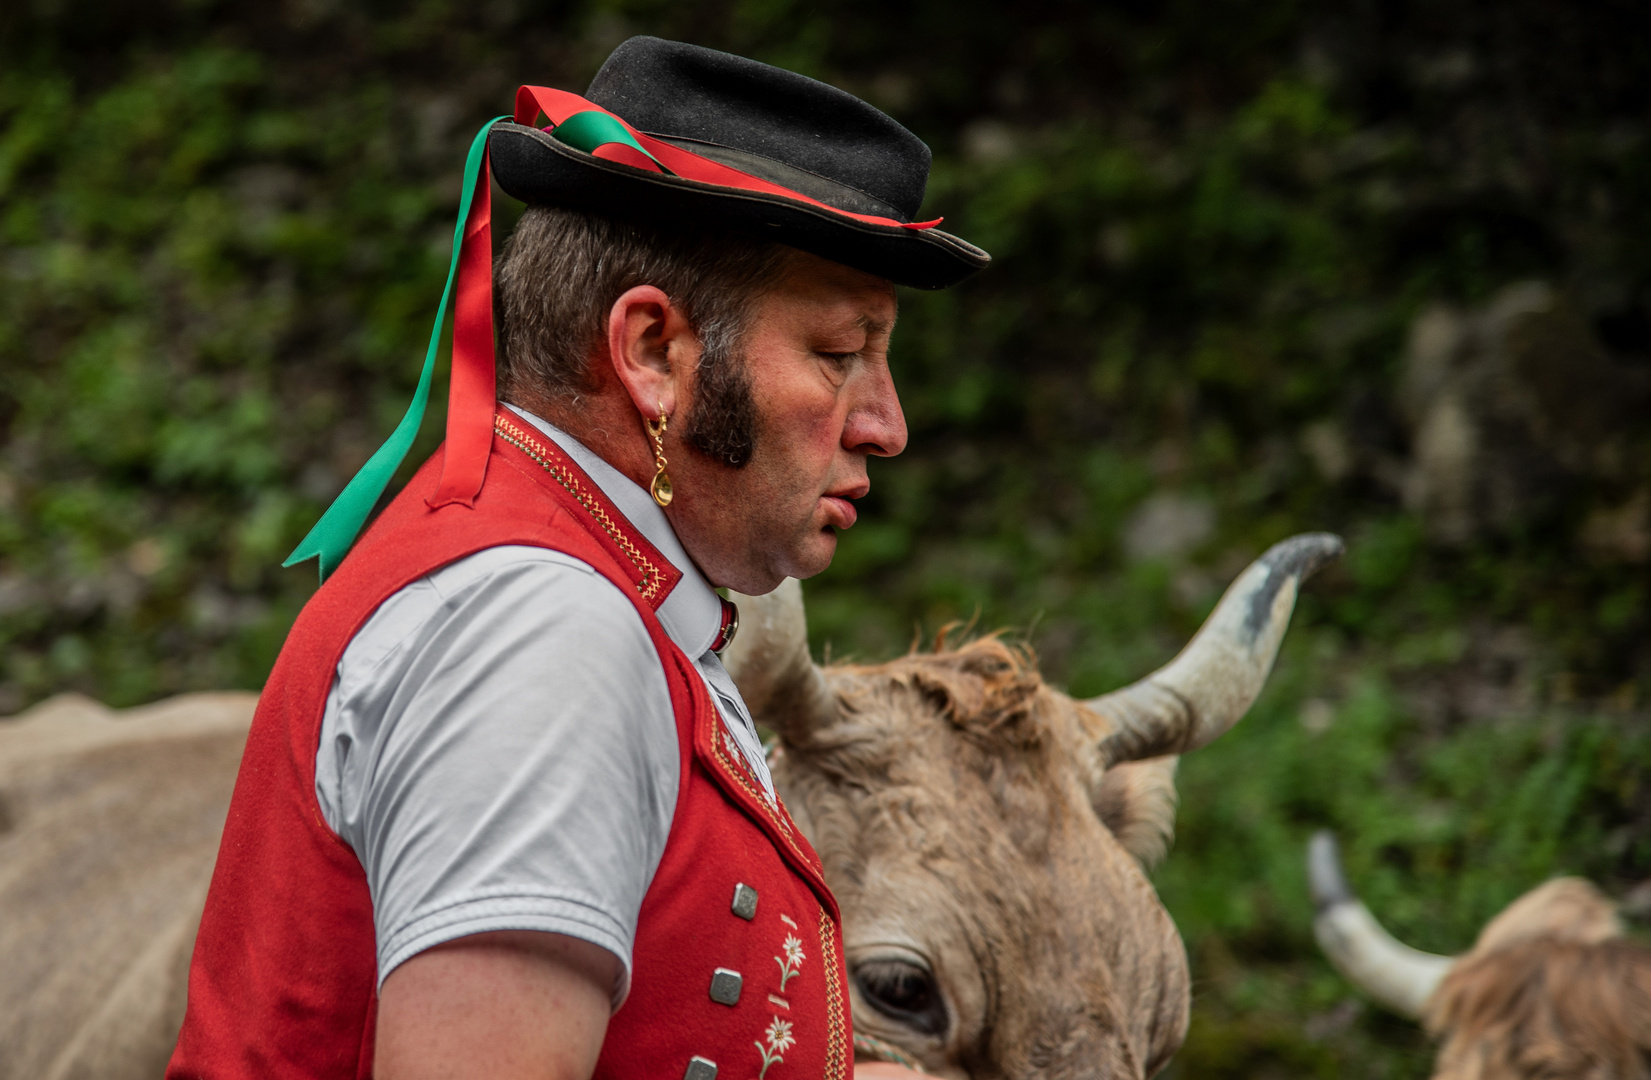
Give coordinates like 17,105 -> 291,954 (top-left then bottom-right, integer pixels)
1308,830 -> 1453,1018
1087,532 -> 1343,765
722,578 -> 836,740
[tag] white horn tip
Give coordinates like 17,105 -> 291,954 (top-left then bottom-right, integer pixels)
1239,533 -> 1344,644
1309,829 -> 1356,912
1260,532 -> 1345,579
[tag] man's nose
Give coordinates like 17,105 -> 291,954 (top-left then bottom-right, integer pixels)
842,363 -> 908,458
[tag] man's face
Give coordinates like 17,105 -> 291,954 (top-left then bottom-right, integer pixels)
669,252 -> 905,595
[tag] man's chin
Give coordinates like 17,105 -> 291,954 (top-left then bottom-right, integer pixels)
784,528 -> 839,581
709,531 -> 837,594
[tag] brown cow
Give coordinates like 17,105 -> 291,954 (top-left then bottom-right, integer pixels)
0,533 -> 1340,1079
1309,831 -> 1651,1080
0,691 -> 254,1080
723,532 -> 1342,1077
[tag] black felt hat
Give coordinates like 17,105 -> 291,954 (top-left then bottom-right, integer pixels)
488,37 -> 989,289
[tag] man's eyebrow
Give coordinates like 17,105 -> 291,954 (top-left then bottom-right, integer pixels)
856,313 -> 895,335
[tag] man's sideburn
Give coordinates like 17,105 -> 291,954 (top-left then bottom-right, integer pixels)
683,338 -> 759,469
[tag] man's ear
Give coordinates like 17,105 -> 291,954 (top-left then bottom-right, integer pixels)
606,285 -> 698,419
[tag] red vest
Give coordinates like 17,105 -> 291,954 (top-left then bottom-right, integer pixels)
169,411 -> 851,1080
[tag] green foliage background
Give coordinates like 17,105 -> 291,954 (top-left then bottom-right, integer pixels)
4,1 -> 1649,1073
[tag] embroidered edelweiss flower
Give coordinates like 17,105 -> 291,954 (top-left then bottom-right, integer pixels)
774,933 -> 806,990
755,1014 -> 796,1077
765,1017 -> 796,1053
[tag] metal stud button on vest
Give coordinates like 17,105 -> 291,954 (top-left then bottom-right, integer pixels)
708,967 -> 742,1006
731,882 -> 758,920
683,1056 -> 717,1080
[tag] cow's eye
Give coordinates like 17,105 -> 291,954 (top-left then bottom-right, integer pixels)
852,958 -> 948,1036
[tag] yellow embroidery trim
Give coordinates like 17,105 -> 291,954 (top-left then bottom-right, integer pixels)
819,909 -> 849,1080
494,415 -> 667,604
714,725 -> 798,839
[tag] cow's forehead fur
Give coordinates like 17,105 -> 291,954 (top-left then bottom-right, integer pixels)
1424,878 -> 1651,1080
771,638 -> 1190,1078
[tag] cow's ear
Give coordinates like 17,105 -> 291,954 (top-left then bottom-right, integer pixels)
1092,757 -> 1179,870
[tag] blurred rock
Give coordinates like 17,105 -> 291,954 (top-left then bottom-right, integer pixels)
126,539 -> 167,578
1171,567 -> 1216,608
1301,419 -> 1353,482
1148,439 -> 1188,479
0,576 -> 39,617
188,586 -> 268,636
1578,489 -> 1651,563
961,119 -> 1018,165
1621,879 -> 1651,919
299,460 -> 343,502
411,95 -> 463,161
1397,282 -> 1651,545
1123,493 -> 1214,562
229,165 -> 304,227
1410,48 -> 1477,89
1097,224 -> 1135,267
1299,697 -> 1335,735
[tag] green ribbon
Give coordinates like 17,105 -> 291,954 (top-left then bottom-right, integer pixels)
552,110 -> 671,173
283,108 -> 665,583
284,115 -> 509,582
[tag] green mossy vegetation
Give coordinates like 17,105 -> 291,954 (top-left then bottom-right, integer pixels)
3,1 -> 1649,1073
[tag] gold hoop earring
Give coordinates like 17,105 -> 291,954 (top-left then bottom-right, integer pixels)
646,407 -> 673,507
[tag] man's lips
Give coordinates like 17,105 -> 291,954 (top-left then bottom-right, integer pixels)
820,494 -> 859,530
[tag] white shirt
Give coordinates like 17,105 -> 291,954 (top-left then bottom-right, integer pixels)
313,405 -> 774,1004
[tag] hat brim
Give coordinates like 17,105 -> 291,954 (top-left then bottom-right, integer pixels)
488,123 -> 989,290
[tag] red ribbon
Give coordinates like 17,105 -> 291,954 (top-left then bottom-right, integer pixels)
426,143 -> 497,510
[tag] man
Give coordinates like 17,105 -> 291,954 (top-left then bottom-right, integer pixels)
168,37 -> 988,1080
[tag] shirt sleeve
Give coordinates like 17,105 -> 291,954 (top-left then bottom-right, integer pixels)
313,545 -> 679,1004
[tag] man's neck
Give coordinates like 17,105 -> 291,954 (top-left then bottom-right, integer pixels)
505,387 -> 657,495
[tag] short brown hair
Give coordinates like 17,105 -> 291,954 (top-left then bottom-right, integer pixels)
494,207 -> 791,466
